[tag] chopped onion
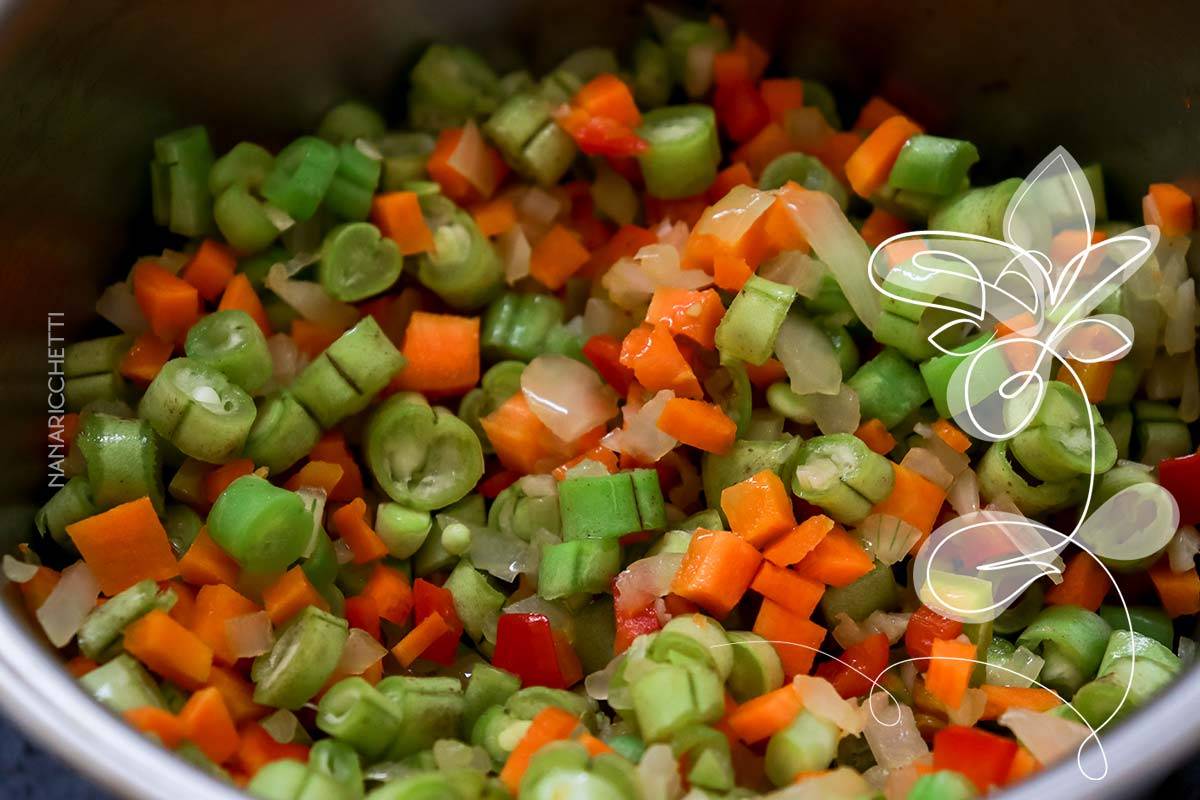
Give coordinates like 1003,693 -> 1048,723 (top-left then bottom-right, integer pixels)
584,655 -> 620,701
612,553 -> 684,615
582,297 -> 635,339
521,355 -> 618,442
946,469 -> 980,515
226,611 -> 274,659
655,219 -> 690,254
900,447 -> 954,491
266,264 -> 359,329
447,121 -> 498,197
498,225 -> 532,285
945,687 -> 987,726
683,43 -> 717,98
266,333 -> 308,390
336,627 -> 387,675
601,244 -> 712,310
862,693 -> 929,770
805,383 -> 861,434
776,188 -> 880,331
36,561 -> 99,647
831,610 -> 911,649
333,538 -> 354,565
776,314 -> 842,396
638,743 -> 684,800
562,459 -> 611,479
517,186 -> 562,225
2,555 -> 39,583
95,282 -> 148,335
1168,525 -> 1200,572
517,473 -> 557,498
263,204 -> 296,233
694,185 -> 775,245
794,676 -> 862,734
503,595 -> 574,640
1179,636 -> 1197,666
280,250 -> 322,278
592,162 -> 638,227
1164,278 -> 1196,355
999,708 -> 1091,766
602,390 -> 678,462
470,525 -> 535,582
762,768 -> 873,800
260,710 -> 305,744
158,249 -> 191,274
855,515 -> 921,566
986,644 -> 1044,688
758,251 -> 826,298
882,763 -> 926,800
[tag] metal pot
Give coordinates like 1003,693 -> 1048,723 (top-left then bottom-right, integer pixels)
0,0 -> 1196,797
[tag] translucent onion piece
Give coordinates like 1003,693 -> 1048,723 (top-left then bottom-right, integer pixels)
601,244 -> 713,310
999,708 -> 1091,766
612,553 -> 684,616
521,355 -> 618,442
95,282 -> 149,335
900,447 -> 954,491
562,459 -> 611,479
1167,525 -> 1200,573
592,162 -> 638,227
1164,279 -> 1196,355
695,185 -> 776,244
517,186 -> 561,225
882,762 -> 926,800
855,515 -> 921,566
582,297 -> 635,339
831,611 -> 911,649
794,675 -> 863,734
517,473 -> 557,499
503,595 -> 574,640
602,390 -> 678,462
280,250 -> 321,278
761,768 -> 873,800
584,655 -> 621,701
447,121 -> 498,197
266,264 -> 359,329
336,627 -> 388,675
638,743 -> 684,800
986,644 -> 1044,688
263,204 -> 296,233
498,225 -> 532,285
776,314 -> 842,396
266,333 -> 308,390
777,188 -> 881,331
805,383 -> 861,435
36,561 -> 99,648
1179,636 -> 1197,666
946,469 -> 980,515
226,611 -> 274,659
470,525 -> 535,582
945,687 -> 987,726
260,709 -> 302,744
2,555 -> 39,583
862,693 -> 929,770
655,219 -> 690,254
333,538 -> 354,565
757,251 -> 826,298
683,43 -> 717,99
913,422 -> 971,478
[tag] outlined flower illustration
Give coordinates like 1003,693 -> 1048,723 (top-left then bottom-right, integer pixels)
861,147 -> 1180,779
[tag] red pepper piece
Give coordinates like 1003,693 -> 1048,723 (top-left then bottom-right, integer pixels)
904,605 -> 963,672
1159,452 -> 1200,526
932,725 -> 1019,791
583,334 -> 636,396
492,613 -> 567,688
815,632 -> 890,698
413,579 -> 464,665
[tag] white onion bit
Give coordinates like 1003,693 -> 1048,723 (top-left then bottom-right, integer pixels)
999,707 -> 1091,766
95,282 -> 149,335
2,555 -> 40,584
336,627 -> 388,675
36,561 -> 100,648
266,263 -> 359,329
226,611 -> 275,659
1167,525 -> 1200,573
521,355 -> 618,442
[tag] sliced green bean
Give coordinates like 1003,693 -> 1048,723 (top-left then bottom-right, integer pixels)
138,358 -> 257,464
252,606 -> 348,709
207,475 -> 312,573
242,392 -> 321,475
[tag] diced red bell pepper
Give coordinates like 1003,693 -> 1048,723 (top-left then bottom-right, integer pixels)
904,605 -> 963,672
343,595 -> 381,641
815,633 -> 889,698
478,469 -> 520,499
413,579 -> 464,665
713,80 -> 770,144
1158,452 -> 1200,526
557,109 -> 648,158
583,334 -> 636,395
492,613 -> 569,688
933,725 -> 1019,791
611,577 -> 664,655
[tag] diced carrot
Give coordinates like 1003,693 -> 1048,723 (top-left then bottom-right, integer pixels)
132,262 -> 201,343
619,323 -> 704,399
181,240 -> 237,302
844,115 -> 923,198
859,208 -> 910,248
178,686 -> 239,764
712,50 -> 751,87
751,562 -> 825,617
853,96 -> 905,132
291,318 -> 344,359
870,462 -> 946,537
573,73 -> 642,127
725,684 -> 803,744
731,122 -> 792,178
371,191 -> 435,255
499,706 -> 582,794
644,288 -> 726,349
18,566 -> 59,614
217,274 -> 271,337
733,32 -> 769,81
713,252 -> 754,291
881,235 -> 928,268
191,584 -> 260,666
308,431 -> 365,502
178,529 -> 239,587
481,393 -> 602,475
993,312 -> 1041,374
262,566 -> 328,626
931,419 -> 971,454
709,162 -> 755,202
760,79 -> 805,125
123,609 -> 213,689
760,197 -> 809,254
360,563 -> 413,625
391,311 -> 480,395
1045,551 -> 1110,612
813,131 -> 863,185
657,397 -> 737,455
763,516 -> 836,567
925,638 -> 977,709
721,469 -> 796,548
165,580 -> 197,628
1143,183 -> 1195,238
744,358 -> 789,390
236,722 -> 309,776
1057,359 -> 1115,404
207,665 -> 267,723
125,706 -> 185,748
331,498 -> 390,564
471,196 -> 518,237
61,412 -> 81,449
1149,561 -> 1200,618
65,655 -> 98,678
552,445 -> 620,480
752,600 -> 827,677
425,128 -> 474,204
529,224 -> 591,291
980,685 -> 1062,720
854,418 -> 896,455
65,497 -> 179,596
284,460 -> 345,495
792,527 -> 873,587
204,458 -> 255,505
392,611 -> 451,668
119,332 -> 174,385
582,224 -> 657,278
1006,746 -> 1041,784
670,529 -> 762,618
